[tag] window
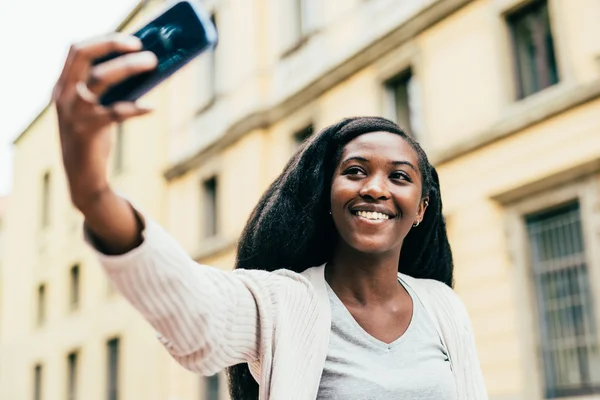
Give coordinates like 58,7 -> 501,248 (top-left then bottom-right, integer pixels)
293,0 -> 318,39
209,13 -> 217,98
199,13 -> 218,104
114,124 -> 124,174
202,177 -> 218,238
69,265 -> 80,311
33,364 -> 43,400
204,374 -> 219,400
41,172 -> 51,228
292,125 -> 313,151
281,0 -> 317,54
36,284 -> 46,327
526,202 -> 600,397
107,338 -> 120,400
67,351 -> 78,400
507,0 -> 558,99
292,0 -> 308,38
386,70 -> 423,139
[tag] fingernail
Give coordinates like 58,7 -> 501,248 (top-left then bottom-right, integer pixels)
125,36 -> 142,48
138,51 -> 158,66
136,102 -> 154,112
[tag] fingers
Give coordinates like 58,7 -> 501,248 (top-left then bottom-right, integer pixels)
53,33 -> 155,141
88,51 -> 158,96
63,102 -> 154,137
109,102 -> 154,122
54,33 -> 143,102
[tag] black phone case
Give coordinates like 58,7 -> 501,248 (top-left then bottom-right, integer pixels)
95,1 -> 217,106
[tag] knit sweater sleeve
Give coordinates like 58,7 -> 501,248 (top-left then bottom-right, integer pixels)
452,292 -> 488,400
438,284 -> 489,400
83,210 -> 283,376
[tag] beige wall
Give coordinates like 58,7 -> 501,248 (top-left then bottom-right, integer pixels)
0,2 -> 189,400
2,0 -> 600,399
0,194 -> 7,393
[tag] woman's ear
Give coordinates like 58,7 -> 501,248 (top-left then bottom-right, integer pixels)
417,197 -> 429,222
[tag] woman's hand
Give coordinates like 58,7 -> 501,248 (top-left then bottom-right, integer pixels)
53,33 -> 157,210
53,33 -> 158,254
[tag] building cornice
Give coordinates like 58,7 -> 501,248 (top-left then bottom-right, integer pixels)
164,0 -> 474,181
430,80 -> 600,166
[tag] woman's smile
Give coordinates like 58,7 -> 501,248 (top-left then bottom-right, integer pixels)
330,131 -> 425,254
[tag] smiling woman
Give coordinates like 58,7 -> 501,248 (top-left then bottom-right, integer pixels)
226,117 -> 465,399
52,44 -> 487,400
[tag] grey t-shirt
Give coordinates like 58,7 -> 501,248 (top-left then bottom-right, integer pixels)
317,279 -> 457,400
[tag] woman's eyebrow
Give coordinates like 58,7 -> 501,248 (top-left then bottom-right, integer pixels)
341,157 -> 417,173
391,160 -> 417,172
340,156 -> 369,165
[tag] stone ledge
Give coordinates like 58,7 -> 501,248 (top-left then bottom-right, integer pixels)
431,80 -> 600,166
163,0 -> 474,181
491,157 -> 600,205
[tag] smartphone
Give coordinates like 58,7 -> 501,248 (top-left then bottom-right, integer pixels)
95,0 -> 217,106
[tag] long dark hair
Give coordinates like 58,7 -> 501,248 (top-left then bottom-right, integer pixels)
227,116 -> 453,399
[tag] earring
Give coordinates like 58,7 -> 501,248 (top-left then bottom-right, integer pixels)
329,210 -> 332,215
412,220 -> 420,227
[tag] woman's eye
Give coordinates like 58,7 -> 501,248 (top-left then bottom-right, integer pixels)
391,171 -> 411,181
344,166 -> 365,175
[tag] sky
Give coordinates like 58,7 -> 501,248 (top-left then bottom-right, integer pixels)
0,0 -> 140,197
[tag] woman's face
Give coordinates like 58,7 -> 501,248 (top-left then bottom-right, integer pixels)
330,131 -> 428,255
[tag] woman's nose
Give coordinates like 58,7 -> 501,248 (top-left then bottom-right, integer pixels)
359,176 -> 390,200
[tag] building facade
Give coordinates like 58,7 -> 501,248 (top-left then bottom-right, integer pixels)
2,0 -> 600,399
0,2 -> 223,400
0,195 -> 7,395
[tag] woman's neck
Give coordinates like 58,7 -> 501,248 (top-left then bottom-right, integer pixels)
326,244 -> 403,306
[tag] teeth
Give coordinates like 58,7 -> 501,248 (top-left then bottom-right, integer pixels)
356,211 -> 389,220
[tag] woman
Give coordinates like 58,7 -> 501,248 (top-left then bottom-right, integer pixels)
53,34 -> 487,400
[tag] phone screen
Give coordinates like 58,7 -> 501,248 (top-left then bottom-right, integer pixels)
96,1 -> 217,105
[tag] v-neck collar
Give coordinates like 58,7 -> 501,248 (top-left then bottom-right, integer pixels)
325,276 -> 416,351
301,264 -> 454,371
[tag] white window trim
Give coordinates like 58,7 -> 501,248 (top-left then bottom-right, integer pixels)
502,174 -> 600,400
491,0 -> 573,107
373,41 -> 431,150
191,157 -> 236,261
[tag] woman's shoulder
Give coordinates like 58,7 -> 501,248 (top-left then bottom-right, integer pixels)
230,267 -> 327,325
231,265 -> 321,297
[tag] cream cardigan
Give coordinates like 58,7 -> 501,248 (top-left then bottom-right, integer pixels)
87,212 -> 488,400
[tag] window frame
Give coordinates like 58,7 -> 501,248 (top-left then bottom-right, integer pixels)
198,11 -> 218,111
525,201 -> 600,397
106,337 -> 120,400
69,264 -> 80,311
36,283 -> 46,327
203,373 -> 220,400
384,69 -> 415,137
33,363 -> 43,400
279,0 -> 319,57
504,0 -> 560,100
67,350 -> 78,400
207,12 -> 218,100
503,175 -> 600,399
201,175 -> 219,239
41,171 -> 51,229
373,40 -> 430,149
